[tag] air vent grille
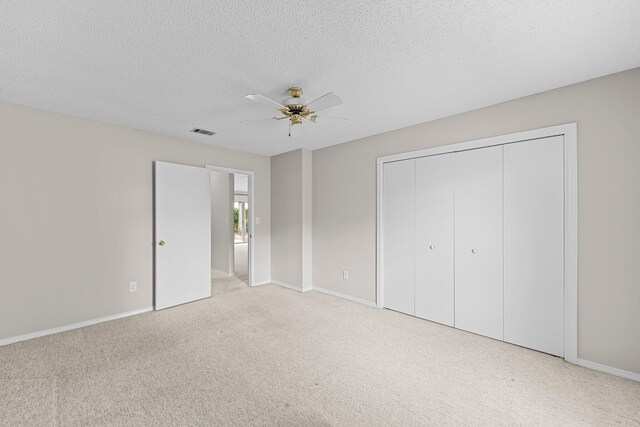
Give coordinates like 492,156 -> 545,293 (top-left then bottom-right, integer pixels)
191,128 -> 215,136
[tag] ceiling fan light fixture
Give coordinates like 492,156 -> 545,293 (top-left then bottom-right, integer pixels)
290,114 -> 303,125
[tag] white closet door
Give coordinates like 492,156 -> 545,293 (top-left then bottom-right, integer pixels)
454,146 -> 504,340
383,159 -> 415,315
415,154 -> 455,326
504,136 -> 564,356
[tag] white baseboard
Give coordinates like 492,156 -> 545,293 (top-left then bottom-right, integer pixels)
576,358 -> 640,382
312,286 -> 377,307
0,306 -> 153,347
251,280 -> 272,287
271,280 -> 309,293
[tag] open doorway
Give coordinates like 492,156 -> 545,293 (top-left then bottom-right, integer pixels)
207,165 -> 254,296
233,173 -> 249,284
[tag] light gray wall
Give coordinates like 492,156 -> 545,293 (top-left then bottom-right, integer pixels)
210,171 -> 233,274
271,149 -> 303,287
270,148 -> 313,290
312,67 -> 640,374
0,101 -> 271,340
301,149 -> 312,291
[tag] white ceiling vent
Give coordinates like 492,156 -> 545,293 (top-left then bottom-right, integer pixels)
191,128 -> 215,136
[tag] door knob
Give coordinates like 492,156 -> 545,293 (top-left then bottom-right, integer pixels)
429,245 -> 436,250
471,248 -> 478,254
158,240 -> 166,246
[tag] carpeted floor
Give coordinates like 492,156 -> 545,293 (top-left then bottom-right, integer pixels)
211,271 -> 247,296
234,242 -> 248,284
1,280 -> 639,426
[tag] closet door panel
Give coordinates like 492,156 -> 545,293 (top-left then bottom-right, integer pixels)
454,146 -> 504,340
504,136 -> 564,356
383,159 -> 415,315
415,154 -> 455,326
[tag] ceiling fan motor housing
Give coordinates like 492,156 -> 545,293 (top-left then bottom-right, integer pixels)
281,87 -> 312,125
282,87 -> 307,108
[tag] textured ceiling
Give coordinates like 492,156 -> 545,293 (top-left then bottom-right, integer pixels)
1,1 -> 639,156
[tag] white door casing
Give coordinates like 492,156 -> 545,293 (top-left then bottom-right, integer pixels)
206,165 -> 256,287
155,161 -> 212,310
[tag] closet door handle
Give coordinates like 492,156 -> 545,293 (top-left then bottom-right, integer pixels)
429,245 -> 436,250
471,248 -> 478,254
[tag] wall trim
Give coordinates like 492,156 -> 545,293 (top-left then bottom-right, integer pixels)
376,123 -> 578,365
271,280 -> 308,293
576,358 -> 640,383
312,286 -> 377,307
0,306 -> 153,347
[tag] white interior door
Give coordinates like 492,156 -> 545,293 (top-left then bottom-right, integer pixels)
415,154 -> 455,326
155,161 -> 211,310
454,146 -> 504,340
504,136 -> 564,356
383,159 -> 415,315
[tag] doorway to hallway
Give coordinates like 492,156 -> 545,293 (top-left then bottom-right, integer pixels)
233,174 -> 249,284
207,165 -> 255,297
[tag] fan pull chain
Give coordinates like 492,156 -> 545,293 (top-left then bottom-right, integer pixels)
288,119 -> 291,137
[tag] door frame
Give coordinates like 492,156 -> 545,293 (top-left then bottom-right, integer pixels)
376,123 -> 578,364
206,164 -> 256,287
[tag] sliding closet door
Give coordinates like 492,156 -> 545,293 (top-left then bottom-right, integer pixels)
504,136 -> 564,356
454,146 -> 503,340
383,159 -> 415,315
415,154 -> 455,326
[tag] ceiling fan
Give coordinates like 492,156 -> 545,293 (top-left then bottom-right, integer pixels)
245,87 -> 349,136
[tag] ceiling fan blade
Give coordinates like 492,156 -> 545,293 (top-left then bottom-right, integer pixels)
246,94 -> 285,110
323,115 -> 349,121
240,117 -> 276,125
319,115 -> 351,128
306,92 -> 343,112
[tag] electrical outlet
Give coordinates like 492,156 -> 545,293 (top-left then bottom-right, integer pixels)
343,270 -> 349,280
256,217 -> 260,225
129,281 -> 138,292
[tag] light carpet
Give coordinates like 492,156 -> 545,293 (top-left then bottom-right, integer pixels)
234,242 -> 248,284
211,272 -> 247,296
1,280 -> 639,426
